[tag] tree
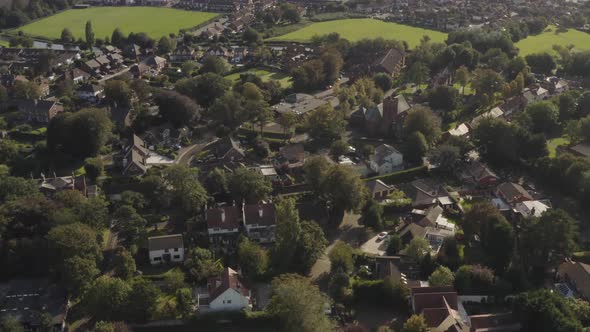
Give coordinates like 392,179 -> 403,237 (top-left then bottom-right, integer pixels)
175,73 -> 231,107
329,269 -> 350,302
126,278 -> 160,323
47,108 -> 113,158
62,256 -> 99,297
428,266 -> 455,287
480,214 -> 514,273
84,276 -> 131,321
120,191 -> 146,210
428,144 -> 460,172
273,198 -> 303,271
176,288 -> 194,318
521,101 -> 559,134
373,73 -> 393,92
403,106 -> 441,144
307,104 -> 346,140
104,80 -> 132,107
113,205 -> 146,243
428,86 -> 459,112
558,91 -> 579,121
94,321 -> 115,332
47,223 -> 102,264
330,140 -> 349,159
1,316 -> 23,332
401,314 -> 428,332
238,238 -> 269,280
61,28 -> 74,44
85,20 -> 95,47
318,164 -> 368,220
405,237 -> 430,263
13,80 -> 41,100
513,289 -> 583,332
84,157 -> 104,181
154,90 -> 201,128
163,268 -> 186,293
455,66 -> 470,96
406,62 -> 430,85
184,247 -> 223,282
111,28 -> 125,47
568,298 -> 590,326
472,117 -> 520,166
386,235 -> 402,255
525,53 -> 557,75
329,241 -> 354,273
278,112 -> 297,139
281,3 -> 301,23
162,165 -> 208,214
268,274 -> 334,332
362,200 -> 384,230
229,167 -> 272,203
298,221 -> 329,272
199,55 -> 228,75
204,167 -> 229,196
243,27 -> 262,45
471,68 -> 505,99
405,131 -> 428,163
112,247 -> 137,280
454,265 -> 495,294
157,36 -> 174,54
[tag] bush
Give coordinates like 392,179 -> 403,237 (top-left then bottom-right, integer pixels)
364,166 -> 428,185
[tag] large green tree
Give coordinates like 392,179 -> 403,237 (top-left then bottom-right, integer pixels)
229,167 -> 272,203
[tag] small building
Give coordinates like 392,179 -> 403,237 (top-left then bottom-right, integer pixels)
365,179 -> 396,200
514,200 -> 551,218
199,267 -> 252,312
120,135 -> 150,176
257,165 -> 279,182
62,68 -> 91,84
444,123 -> 469,139
243,203 -> 276,243
148,234 -> 185,265
469,107 -> 504,128
369,144 -> 404,175
495,182 -> 533,206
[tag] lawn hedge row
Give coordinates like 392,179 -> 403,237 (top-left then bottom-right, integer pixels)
364,165 -> 428,185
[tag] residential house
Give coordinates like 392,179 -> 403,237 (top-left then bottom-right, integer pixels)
414,205 -> 455,232
374,255 -> 420,281
410,286 -> 469,332
557,260 -> 590,300
402,179 -> 452,209
38,174 -> 88,196
0,279 -> 68,332
351,94 -> 411,137
523,87 -> 549,104
206,205 -> 241,246
369,144 -> 404,175
3,99 -> 64,124
170,45 -> 197,62
243,203 -> 276,243
211,136 -> 245,162
398,222 -> 454,254
230,46 -> 249,63
148,234 -> 185,265
365,179 -> 396,200
499,95 -> 528,118
514,200 -> 551,218
277,143 -> 305,170
443,123 -> 469,139
495,182 -> 533,206
198,268 -> 251,312
204,45 -> 232,59
469,107 -> 504,128
77,83 -> 104,103
62,68 -> 91,84
569,143 -> 590,160
371,48 -> 405,76
257,165 -> 279,182
121,135 -> 150,176
144,55 -> 167,71
459,161 -> 499,188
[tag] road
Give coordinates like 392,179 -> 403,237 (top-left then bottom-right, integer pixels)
98,67 -> 130,83
175,138 -> 218,165
360,234 -> 388,256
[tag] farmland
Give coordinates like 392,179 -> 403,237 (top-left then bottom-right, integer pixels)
516,26 -> 590,56
15,7 -> 218,40
268,18 -> 447,48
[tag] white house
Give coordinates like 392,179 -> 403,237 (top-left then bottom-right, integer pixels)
148,234 -> 184,265
243,203 -> 276,243
369,144 -> 404,175
198,267 -> 251,312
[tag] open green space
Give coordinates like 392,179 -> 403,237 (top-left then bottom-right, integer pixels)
516,25 -> 590,56
268,18 -> 447,48
547,136 -> 570,158
15,7 -> 218,40
225,68 -> 292,88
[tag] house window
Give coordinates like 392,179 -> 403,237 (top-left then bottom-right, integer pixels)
153,257 -> 161,261
164,249 -> 169,253
227,300 -> 232,304
174,248 -> 179,252
173,255 -> 180,259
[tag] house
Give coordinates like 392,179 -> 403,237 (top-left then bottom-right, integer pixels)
204,45 -> 231,58
414,205 -> 455,232
469,313 -> 521,332
365,179 -> 396,200
230,46 -> 249,63
206,205 -> 241,246
62,68 -> 91,84
243,203 -> 276,243
77,83 -> 104,103
121,135 -> 150,176
148,234 -> 185,265
170,45 -> 196,62
272,93 -> 328,116
444,123 -> 469,139
38,174 -> 88,196
402,179 -> 452,209
398,221 -> 454,254
514,200 -> 551,218
459,161 -> 499,188
499,95 -> 528,117
257,165 -> 279,182
557,260 -> 590,300
410,286 -> 469,332
198,268 -> 251,312
523,87 -> 549,103
277,143 -> 305,170
371,48 -> 405,76
495,182 -> 533,206
3,99 -> 64,124
211,136 -> 245,162
350,94 -> 411,137
143,55 -> 167,71
469,107 -> 504,128
374,255 -> 420,281
369,144 -> 404,175
0,279 -> 68,332
570,143 -> 590,160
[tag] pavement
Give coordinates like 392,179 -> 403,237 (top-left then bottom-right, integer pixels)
360,234 -> 388,256
175,138 -> 218,165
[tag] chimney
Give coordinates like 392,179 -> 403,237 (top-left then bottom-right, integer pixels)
221,209 -> 226,222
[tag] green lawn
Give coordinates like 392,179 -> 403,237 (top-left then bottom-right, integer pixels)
15,7 -> 218,40
225,68 -> 292,88
547,136 -> 570,158
516,25 -> 590,56
268,18 -> 447,48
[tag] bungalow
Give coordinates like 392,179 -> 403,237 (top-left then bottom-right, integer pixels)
243,203 -> 276,243
62,68 -> 91,84
198,268 -> 251,312
495,182 -> 533,206
143,55 -> 167,71
459,161 -> 498,188
398,222 -> 454,254
211,136 -> 245,162
557,260 -> 590,300
257,165 -> 279,182
206,205 -> 241,246
38,174 -> 88,196
369,144 -> 404,175
499,95 -> 528,118
204,45 -> 231,59
523,87 -> 549,103
469,107 -> 503,128
402,179 -> 452,209
443,123 -> 469,139
569,143 -> 590,160
514,200 -> 551,218
148,234 -> 185,265
365,179 -> 396,200
277,143 -> 305,170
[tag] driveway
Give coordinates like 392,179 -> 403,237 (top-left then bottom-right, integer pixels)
360,234 -> 388,256
175,138 -> 217,165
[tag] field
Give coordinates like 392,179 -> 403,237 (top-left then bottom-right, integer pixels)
268,18 -> 447,48
516,26 -> 590,56
15,7 -> 218,40
225,68 -> 292,88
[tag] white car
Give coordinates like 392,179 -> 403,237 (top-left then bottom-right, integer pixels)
377,232 -> 389,241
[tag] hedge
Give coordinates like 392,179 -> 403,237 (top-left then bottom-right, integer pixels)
364,165 -> 429,185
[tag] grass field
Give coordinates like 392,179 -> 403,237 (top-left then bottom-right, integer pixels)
516,26 -> 590,56
225,68 -> 292,88
547,136 -> 570,158
268,18 -> 447,48
15,7 -> 218,40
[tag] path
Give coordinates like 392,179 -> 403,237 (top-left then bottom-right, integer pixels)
175,138 -> 218,165
98,67 -> 130,83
